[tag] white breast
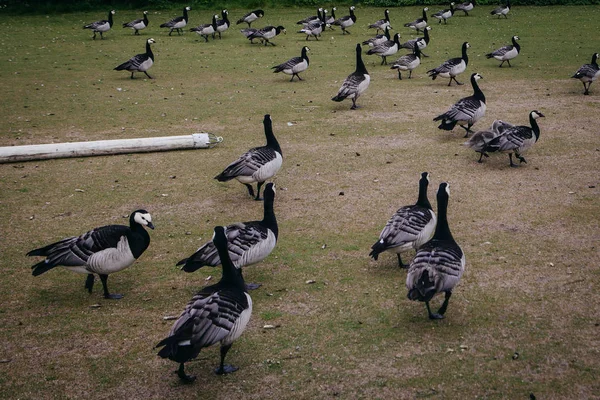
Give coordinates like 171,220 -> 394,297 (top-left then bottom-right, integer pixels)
222,293 -> 253,346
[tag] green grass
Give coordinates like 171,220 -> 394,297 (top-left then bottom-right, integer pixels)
1,5 -> 599,399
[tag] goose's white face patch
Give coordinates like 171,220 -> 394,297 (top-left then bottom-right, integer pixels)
111,10 -> 115,15
134,212 -> 152,227
445,183 -> 451,196
185,6 -> 191,11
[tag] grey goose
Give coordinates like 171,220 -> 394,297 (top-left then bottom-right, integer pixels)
160,6 -> 191,36
427,41 -> 470,86
245,25 -> 286,46
362,26 -> 391,48
404,7 -> 428,33
491,0 -> 510,18
298,20 -> 325,41
236,9 -> 264,27
464,119 -> 514,162
83,10 -> 115,40
272,46 -> 310,81
114,38 -> 156,79
332,6 -> 357,35
332,44 -> 371,110
390,45 -> 422,79
367,32 -> 401,65
486,35 -> 520,67
216,10 -> 231,39
369,9 -> 391,34
123,11 -> 149,35
432,3 -> 455,24
572,53 -> 600,95
400,26 -> 431,57
296,8 -> 323,25
190,14 -> 218,42
455,1 -> 475,16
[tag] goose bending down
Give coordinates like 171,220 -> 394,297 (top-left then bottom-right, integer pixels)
298,20 -> 325,41
216,10 -> 230,39
407,183 -> 465,320
83,10 -> 115,40
240,28 -> 258,43
160,6 -> 191,36
572,53 -> 600,95
332,44 -> 371,110
455,1 -> 475,16
325,7 -> 337,30
332,6 -> 356,35
272,46 -> 310,81
432,3 -> 455,24
236,9 -> 264,27
464,119 -> 514,162
427,41 -> 470,86
114,38 -> 156,79
434,72 -> 486,137
400,26 -> 431,57
390,45 -> 422,79
123,11 -> 149,35
369,9 -> 391,34
491,0 -> 510,18
177,183 -> 278,290
370,172 -> 437,268
296,8 -> 323,25
157,226 -> 252,383
215,115 -> 282,200
367,33 -> 401,66
483,110 -> 545,167
246,25 -> 286,46
404,8 -> 428,33
486,35 -> 520,67
27,210 -> 154,299
190,14 -> 218,42
362,26 -> 391,48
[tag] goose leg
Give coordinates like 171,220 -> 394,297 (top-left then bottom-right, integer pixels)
437,291 -> 452,316
453,76 -> 464,85
507,60 -> 512,67
85,273 -> 95,293
254,181 -> 265,201
408,70 -> 413,79
215,344 -> 238,375
421,51 -> 429,57
144,71 -> 153,79
397,254 -> 409,268
398,71 -> 402,80
426,301 -> 444,319
130,72 -> 135,79
583,82 -> 591,95
350,98 -> 358,110
516,153 -> 527,164
508,153 -> 518,168
244,183 -> 256,198
499,60 -> 505,68
92,32 -> 97,40
177,363 -> 196,383
99,274 -> 123,299
297,74 -> 303,81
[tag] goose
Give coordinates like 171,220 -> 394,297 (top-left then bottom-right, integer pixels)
433,72 -> 486,137
332,6 -> 357,35
572,53 -> 600,95
369,9 -> 391,34
298,20 -> 325,41
190,14 -> 218,42
407,182 -> 465,320
432,3 -> 455,24
160,6 -> 191,36
123,11 -> 149,35
362,26 -> 391,48
157,226 -> 252,383
404,7 -> 428,33
463,119 -> 514,163
483,110 -> 545,167
27,209 -> 154,300
246,25 -> 286,46
272,46 -> 310,81
455,1 -> 475,16
369,172 -> 437,268
490,0 -> 510,18
177,183 -> 277,290
216,10 -> 230,39
367,32 -> 401,65
427,41 -> 470,86
325,7 -> 337,30
400,26 -> 431,57
486,35 -> 520,67
83,10 -> 115,40
114,38 -> 156,79
240,27 -> 258,43
390,45 -> 422,79
332,44 -> 371,110
296,8 -> 323,25
236,9 -> 264,27
215,115 -> 282,200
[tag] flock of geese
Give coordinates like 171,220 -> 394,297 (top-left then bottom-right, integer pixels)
26,3 -> 598,383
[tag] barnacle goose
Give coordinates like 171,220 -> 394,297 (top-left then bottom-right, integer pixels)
486,35 -> 520,67
483,110 -> 545,167
362,26 -> 391,48
325,7 -> 337,30
433,72 -> 486,137
369,9 -> 391,34
455,1 -> 475,16
190,14 -> 218,42
491,0 -> 510,18
114,38 -> 156,79
332,6 -> 357,35
367,32 -> 401,65
240,28 -> 258,43
236,9 -> 264,27
123,11 -> 149,35
370,172 -> 436,268
272,46 -> 310,81
297,8 -> 323,25
246,25 -> 286,46
160,6 -> 191,36
407,182 -> 465,320
432,3 -> 455,24
332,44 -> 371,110
215,115 -> 282,200
464,119 -> 514,162
390,45 -> 422,79
400,26 -> 431,57
298,20 -> 325,41
427,41 -> 470,86
178,183 -> 277,290
572,53 -> 600,95
157,226 -> 252,382
27,209 -> 154,299
216,10 -> 230,39
404,7 -> 428,33
83,10 -> 115,40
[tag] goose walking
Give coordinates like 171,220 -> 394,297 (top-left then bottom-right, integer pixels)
160,6 -> 190,36
325,7 -> 337,30
362,26 -> 391,48
367,33 -> 401,65
215,115 -> 282,200
400,26 -> 431,57
572,53 -> 600,95
390,45 -> 422,79
83,10 -> 115,40
114,38 -> 156,79
486,35 -> 520,67
432,3 -> 455,24
190,14 -> 218,42
369,9 -> 391,34
407,182 -> 465,320
236,9 -> 264,27
272,46 -> 310,81
246,25 -> 286,46
216,10 -> 230,39
463,119 -> 514,162
240,28 -> 258,43
27,210 -> 154,299
491,0 -> 510,18
332,44 -> 371,110
370,172 -> 437,268
157,226 -> 252,383
296,8 -> 323,25
332,6 -> 357,35
298,20 -> 325,41
427,41 -> 470,86
404,7 -> 428,33
433,72 -> 486,137
455,1 -> 475,16
123,11 -> 149,35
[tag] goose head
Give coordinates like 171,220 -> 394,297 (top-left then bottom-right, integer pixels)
531,110 -> 545,119
143,11 -> 148,15
133,210 -> 154,229
147,38 -> 156,45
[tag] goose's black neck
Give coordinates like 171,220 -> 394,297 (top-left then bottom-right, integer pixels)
263,115 -> 281,154
462,42 -> 469,66
262,186 -> 278,238
416,174 -> 432,210
143,13 -> 148,25
350,7 -> 356,22
471,74 -> 485,103
108,11 -> 114,26
423,27 -> 430,43
433,185 -> 454,241
529,113 -> 541,141
384,10 -> 390,22
422,8 -> 428,22
222,12 -> 229,24
512,36 -> 520,52
214,227 -> 246,290
146,41 -> 154,60
591,53 -> 599,67
384,27 -> 390,40
183,7 -> 189,22
355,44 -> 368,75
212,14 -> 218,28
301,47 -> 309,62
414,44 -> 421,58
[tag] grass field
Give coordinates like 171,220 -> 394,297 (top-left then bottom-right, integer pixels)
0,5 -> 599,399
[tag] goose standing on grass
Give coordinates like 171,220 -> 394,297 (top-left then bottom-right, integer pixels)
216,10 -> 230,39
491,0 -> 510,18
297,8 -> 323,25
369,9 -> 391,34
400,26 -> 431,57
370,172 -> 437,268
160,6 -> 190,36
236,9 -> 264,27
464,119 -> 514,163
27,209 -> 154,300
486,35 -> 520,67
114,38 -> 156,79
404,8 -> 428,33
325,7 -> 337,30
298,19 -> 325,41
332,44 -> 371,110
362,26 -> 391,48
215,115 -> 282,200
572,53 -> 600,95
83,10 -> 115,40
332,6 -> 357,35
455,1 -> 475,16
434,72 -> 486,137
407,182 -> 465,320
157,226 -> 252,383
178,183 -> 277,290
367,32 -> 401,65
191,14 -> 218,42
427,41 -> 470,86
240,28 -> 258,43
246,25 -> 286,46
123,11 -> 149,35
483,110 -> 545,167
390,45 -> 422,80
272,46 -> 310,81
432,3 -> 455,24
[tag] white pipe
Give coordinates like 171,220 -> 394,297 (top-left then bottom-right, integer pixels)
0,133 -> 223,164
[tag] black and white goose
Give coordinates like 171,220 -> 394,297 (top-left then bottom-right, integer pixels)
572,53 -> 600,95
464,119 -> 514,163
407,182 -> 465,320
325,7 -> 337,30
298,19 -> 325,41
367,32 -> 401,65
370,172 -> 437,268
332,43 -> 371,110
486,35 -> 520,67
160,6 -> 191,36
83,10 -> 115,40
390,45 -> 422,80
236,9 -> 264,27
483,110 -> 545,167
114,38 -> 156,79
432,3 -> 455,24
490,0 -> 510,18
427,41 -> 470,86
332,6 -> 357,35
369,9 -> 391,34
404,7 -> 428,33
215,115 -> 282,200
27,209 -> 154,300
123,11 -> 149,35
272,46 -> 310,81
157,226 -> 252,383
240,27 -> 258,43
216,9 -> 230,39
296,8 -> 323,25
400,26 -> 431,57
362,26 -> 391,48
177,183 -> 278,290
246,25 -> 286,46
190,14 -> 218,42
455,1 -> 475,16
433,72 -> 486,137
